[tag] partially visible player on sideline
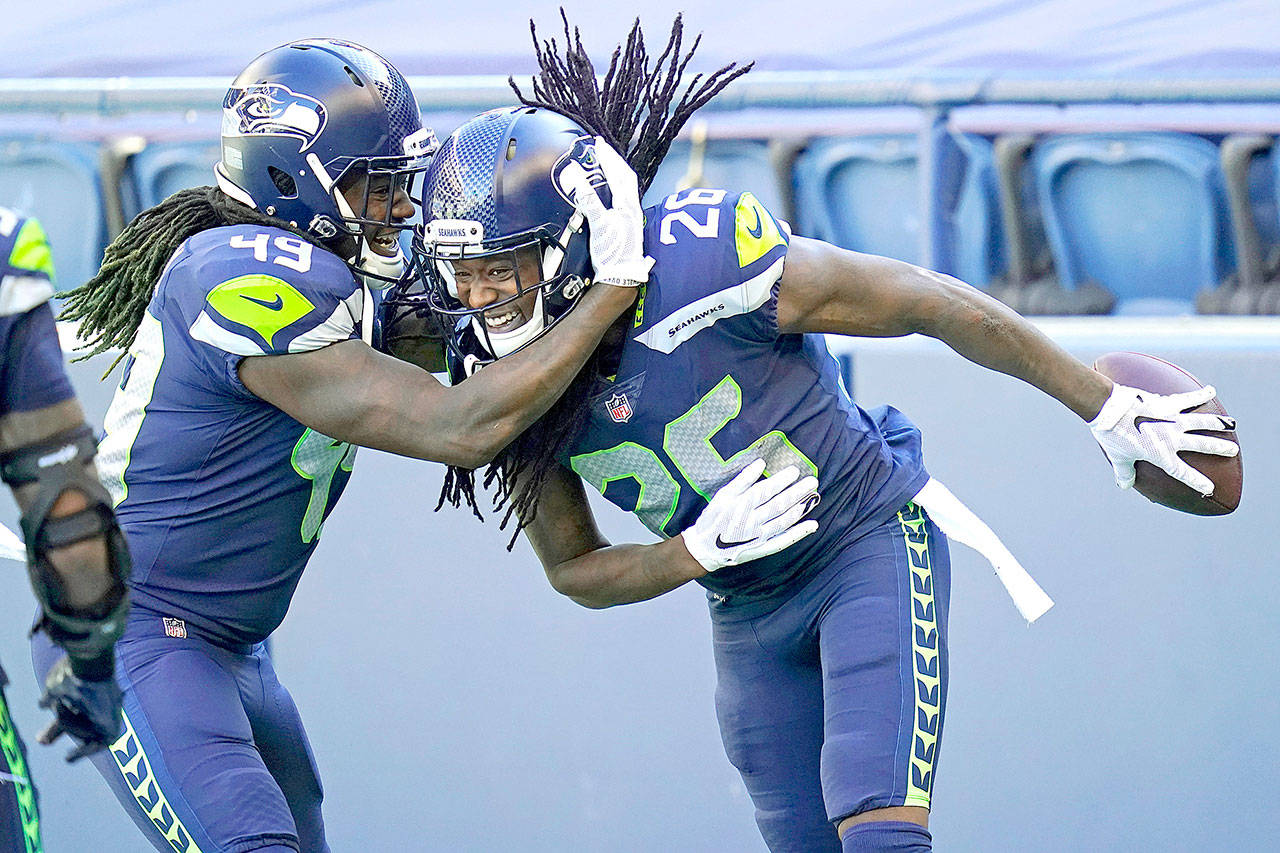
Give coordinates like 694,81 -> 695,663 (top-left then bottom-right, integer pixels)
0,206 -> 131,853
394,17 -> 1240,853
38,39 -> 649,853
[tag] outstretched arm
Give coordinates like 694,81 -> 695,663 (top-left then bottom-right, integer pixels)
527,460 -> 819,609
777,236 -> 1112,420
239,282 -> 635,468
776,237 -> 1237,493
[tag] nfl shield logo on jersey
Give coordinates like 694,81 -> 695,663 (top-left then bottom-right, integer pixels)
162,617 -> 187,639
606,392 -> 633,423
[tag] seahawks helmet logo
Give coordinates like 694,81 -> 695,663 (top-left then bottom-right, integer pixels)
222,84 -> 328,152
552,136 -> 611,207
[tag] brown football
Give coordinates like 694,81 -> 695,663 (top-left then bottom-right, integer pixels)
1092,352 -> 1242,515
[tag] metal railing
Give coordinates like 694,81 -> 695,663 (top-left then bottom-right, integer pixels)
5,71 -> 1280,270
5,72 -> 1280,114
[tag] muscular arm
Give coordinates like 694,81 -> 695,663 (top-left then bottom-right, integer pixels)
525,465 -> 705,609
0,399 -> 112,611
776,236 -> 1112,421
239,284 -> 635,468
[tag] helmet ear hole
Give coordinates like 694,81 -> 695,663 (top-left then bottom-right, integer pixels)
268,167 -> 298,198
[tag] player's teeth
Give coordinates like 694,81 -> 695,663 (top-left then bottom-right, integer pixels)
486,310 -> 518,327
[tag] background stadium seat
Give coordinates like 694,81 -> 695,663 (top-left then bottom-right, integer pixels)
791,133 -> 1004,288
0,138 -> 105,291
127,141 -> 220,211
643,136 -> 787,221
1032,132 -> 1235,315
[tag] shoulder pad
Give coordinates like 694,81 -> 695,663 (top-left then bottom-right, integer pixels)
183,225 -> 361,356
0,209 -> 55,317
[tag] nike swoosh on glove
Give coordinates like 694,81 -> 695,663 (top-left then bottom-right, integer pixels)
681,458 -> 821,573
1088,383 -> 1239,496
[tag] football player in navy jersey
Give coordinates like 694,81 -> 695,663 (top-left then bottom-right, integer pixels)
39,38 -> 662,853
392,18 -> 1240,853
0,208 -> 132,853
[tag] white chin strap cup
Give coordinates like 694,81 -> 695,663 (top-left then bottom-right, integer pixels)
471,291 -> 545,358
356,238 -> 406,289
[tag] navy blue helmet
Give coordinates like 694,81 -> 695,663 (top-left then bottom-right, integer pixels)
399,107 -> 608,374
215,38 -> 436,248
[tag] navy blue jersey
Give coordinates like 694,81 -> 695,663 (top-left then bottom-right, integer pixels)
558,190 -> 928,609
97,225 -> 364,646
0,207 -> 74,415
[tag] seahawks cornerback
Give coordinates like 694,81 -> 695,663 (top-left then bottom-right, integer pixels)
410,103 -> 949,852
414,69 -> 1237,848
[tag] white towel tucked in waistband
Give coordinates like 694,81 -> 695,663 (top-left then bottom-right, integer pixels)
911,478 -> 1053,623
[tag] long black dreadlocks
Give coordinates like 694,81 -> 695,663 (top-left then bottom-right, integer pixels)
437,11 -> 753,545
61,186 -> 326,368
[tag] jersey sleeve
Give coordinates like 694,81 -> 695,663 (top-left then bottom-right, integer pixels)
185,227 -> 362,359
635,189 -> 790,354
0,209 -> 56,318
0,302 -> 74,415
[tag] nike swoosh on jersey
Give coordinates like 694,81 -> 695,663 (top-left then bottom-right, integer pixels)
746,208 -> 764,239
240,293 -> 286,311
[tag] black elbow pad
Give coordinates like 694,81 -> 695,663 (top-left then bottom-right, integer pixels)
1,424 -> 130,669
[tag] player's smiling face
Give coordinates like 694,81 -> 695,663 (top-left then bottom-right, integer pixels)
451,247 -> 542,334
340,173 -> 413,257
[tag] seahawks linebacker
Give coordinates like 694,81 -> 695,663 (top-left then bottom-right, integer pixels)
39,39 -> 649,853
0,207 -> 130,853
397,20 -> 1239,853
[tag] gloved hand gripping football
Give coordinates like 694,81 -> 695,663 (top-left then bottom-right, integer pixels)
1088,383 -> 1239,496
682,459 -> 821,573
557,137 -> 654,288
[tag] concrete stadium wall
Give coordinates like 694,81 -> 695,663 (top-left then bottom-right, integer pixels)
2,318 -> 1277,852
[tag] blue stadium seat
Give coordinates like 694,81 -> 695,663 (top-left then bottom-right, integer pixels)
643,138 -> 785,220
1032,132 -> 1234,315
791,133 -> 1003,288
0,138 -> 105,291
129,141 -> 220,209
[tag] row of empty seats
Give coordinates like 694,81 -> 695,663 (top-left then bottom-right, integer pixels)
3,131 -> 1277,315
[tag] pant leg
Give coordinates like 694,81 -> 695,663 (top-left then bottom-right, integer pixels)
0,665 -> 41,853
32,621 -> 302,853
818,502 -> 951,823
711,601 -> 841,852
243,644 -> 328,853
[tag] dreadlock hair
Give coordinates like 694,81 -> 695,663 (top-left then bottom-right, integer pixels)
61,186 -> 328,368
437,11 -> 752,547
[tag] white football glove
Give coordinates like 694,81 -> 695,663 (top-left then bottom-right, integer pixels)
558,137 -> 654,287
681,459 -> 821,573
1088,383 -> 1238,496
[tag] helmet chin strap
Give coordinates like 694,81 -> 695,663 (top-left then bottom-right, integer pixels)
356,237 -> 406,289
472,291 -> 545,358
